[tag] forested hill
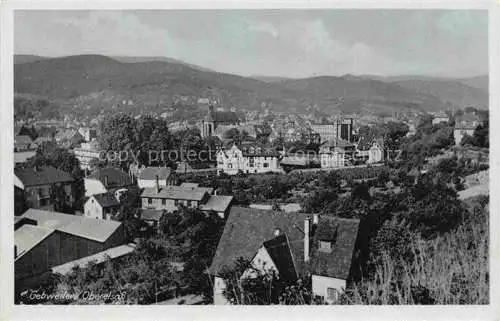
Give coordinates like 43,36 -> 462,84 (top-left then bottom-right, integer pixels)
14,54 -> 487,116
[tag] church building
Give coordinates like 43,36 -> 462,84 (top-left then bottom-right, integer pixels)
201,104 -> 241,138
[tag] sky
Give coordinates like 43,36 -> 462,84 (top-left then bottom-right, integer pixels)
14,10 -> 488,78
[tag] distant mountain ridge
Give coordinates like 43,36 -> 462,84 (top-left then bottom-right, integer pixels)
14,54 -> 50,64
14,54 -> 488,117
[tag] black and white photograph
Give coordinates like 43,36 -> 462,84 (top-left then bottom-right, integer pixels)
2,3 -> 496,316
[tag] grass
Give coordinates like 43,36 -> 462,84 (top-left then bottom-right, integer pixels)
344,209 -> 489,304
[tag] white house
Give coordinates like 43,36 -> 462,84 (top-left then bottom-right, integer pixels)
137,167 -> 174,189
320,145 -> 346,168
216,144 -> 283,175
84,192 -> 121,220
368,141 -> 384,164
432,115 -> 449,125
208,207 -> 361,305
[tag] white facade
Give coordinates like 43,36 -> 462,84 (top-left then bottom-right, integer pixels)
141,197 -> 200,212
74,143 -> 102,170
216,145 -> 282,175
138,178 -> 170,189
311,274 -> 347,304
432,117 -> 449,125
454,128 -> 475,146
244,246 -> 278,279
368,143 -> 384,163
83,196 -> 117,220
213,246 -> 278,305
84,179 -> 107,197
213,277 -> 229,305
320,148 -> 345,168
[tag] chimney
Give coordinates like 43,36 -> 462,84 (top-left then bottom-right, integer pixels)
304,218 -> 310,262
156,175 -> 160,193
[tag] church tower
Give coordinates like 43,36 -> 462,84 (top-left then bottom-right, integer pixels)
202,104 -> 216,138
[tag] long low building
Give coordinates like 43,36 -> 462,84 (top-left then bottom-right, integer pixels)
15,209 -> 125,290
141,183 -> 233,218
51,243 -> 136,275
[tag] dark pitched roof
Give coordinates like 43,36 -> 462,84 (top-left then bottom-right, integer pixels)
87,167 -> 133,189
92,192 -> 119,208
15,166 -> 74,187
55,129 -> 83,142
200,195 -> 233,213
357,135 -> 374,151
34,136 -> 55,144
140,209 -> 165,221
15,135 -> 33,146
311,216 -> 360,280
237,142 -> 281,157
138,167 -> 172,180
208,207 -> 308,276
141,185 -> 208,201
210,111 -> 240,124
263,234 -> 298,282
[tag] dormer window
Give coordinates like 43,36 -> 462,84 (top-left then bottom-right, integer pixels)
319,240 -> 332,253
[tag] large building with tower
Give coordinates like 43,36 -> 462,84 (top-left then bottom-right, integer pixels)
311,117 -> 354,144
201,104 -> 241,138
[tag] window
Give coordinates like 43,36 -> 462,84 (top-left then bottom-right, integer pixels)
249,157 -> 255,168
174,200 -> 179,206
187,200 -> 192,207
148,198 -> 152,204
162,199 -> 166,205
228,163 -> 233,169
327,288 -> 339,302
263,163 -> 269,168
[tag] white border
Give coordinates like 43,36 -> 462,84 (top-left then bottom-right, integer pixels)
1,1 -> 499,320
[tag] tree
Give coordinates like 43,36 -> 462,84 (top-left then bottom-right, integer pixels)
160,207 -> 225,299
135,115 -> 173,166
53,239 -> 179,304
472,120 -> 489,148
402,178 -> 467,238
98,113 -> 138,166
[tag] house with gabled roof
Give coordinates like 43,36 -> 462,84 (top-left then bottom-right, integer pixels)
208,207 -> 361,304
137,166 -> 175,189
84,167 -> 135,197
139,209 -> 166,233
200,195 -> 234,219
141,184 -> 210,212
14,135 -> 35,152
14,166 -> 75,211
84,192 -> 121,221
55,129 -> 84,149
